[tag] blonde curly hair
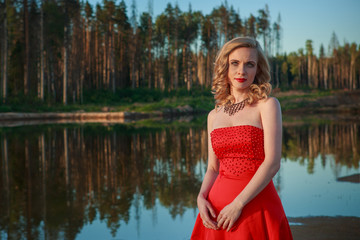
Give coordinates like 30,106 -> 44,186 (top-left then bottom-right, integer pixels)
212,37 -> 271,108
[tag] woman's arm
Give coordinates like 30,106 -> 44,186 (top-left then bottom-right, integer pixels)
197,109 -> 220,230
217,97 -> 282,231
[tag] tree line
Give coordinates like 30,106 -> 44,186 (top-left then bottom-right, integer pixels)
0,0 -> 359,105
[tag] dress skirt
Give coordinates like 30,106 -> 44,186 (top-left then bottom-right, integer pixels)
191,172 -> 293,240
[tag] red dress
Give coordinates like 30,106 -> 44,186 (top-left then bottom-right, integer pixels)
191,125 -> 293,240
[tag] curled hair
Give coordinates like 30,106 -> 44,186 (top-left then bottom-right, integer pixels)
212,37 -> 272,108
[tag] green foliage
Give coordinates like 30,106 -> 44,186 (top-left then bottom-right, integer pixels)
84,88 -> 163,104
0,88 -> 214,113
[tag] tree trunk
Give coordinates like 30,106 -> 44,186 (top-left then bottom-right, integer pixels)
167,29 -> 173,90
63,25 -> 68,105
86,20 -> 91,89
119,32 -> 124,88
275,62 -> 279,88
350,55 -> 356,90
148,15 -> 152,89
110,23 -> 115,93
131,50 -> 136,88
95,25 -> 99,89
80,17 -> 85,103
197,51 -> 205,88
183,44 -> 187,86
187,51 -> 192,91
323,58 -> 328,90
24,0 -> 30,95
307,55 -> 312,87
130,32 -> 137,89
206,50 -> 211,87
104,33 -> 108,88
174,11 -> 178,90
39,0 -> 44,100
2,3 -> 8,103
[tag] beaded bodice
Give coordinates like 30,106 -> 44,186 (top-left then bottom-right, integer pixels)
210,125 -> 265,177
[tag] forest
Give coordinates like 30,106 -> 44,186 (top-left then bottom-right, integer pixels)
0,0 -> 359,105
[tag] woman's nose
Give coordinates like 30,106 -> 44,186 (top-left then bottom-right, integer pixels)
237,64 -> 246,75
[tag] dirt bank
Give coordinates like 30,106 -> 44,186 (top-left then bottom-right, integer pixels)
289,216 -> 360,240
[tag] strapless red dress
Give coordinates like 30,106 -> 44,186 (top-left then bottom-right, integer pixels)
191,125 -> 293,240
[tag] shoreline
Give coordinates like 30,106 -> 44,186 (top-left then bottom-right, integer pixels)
0,111 -> 359,128
288,216 -> 360,240
1,90 -> 360,126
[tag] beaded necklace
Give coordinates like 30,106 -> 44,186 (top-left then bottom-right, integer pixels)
224,98 -> 249,116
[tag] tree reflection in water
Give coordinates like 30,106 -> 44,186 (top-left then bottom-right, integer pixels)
0,121 -> 359,239
282,123 -> 359,174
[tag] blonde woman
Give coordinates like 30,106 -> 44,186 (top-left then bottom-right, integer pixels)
191,37 -> 293,239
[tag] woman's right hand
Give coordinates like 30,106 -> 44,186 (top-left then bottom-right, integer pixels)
197,195 -> 218,230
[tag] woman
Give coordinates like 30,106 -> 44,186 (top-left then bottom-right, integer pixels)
191,37 -> 293,239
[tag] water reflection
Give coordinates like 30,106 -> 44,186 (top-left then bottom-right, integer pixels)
0,123 -> 207,239
0,119 -> 359,239
283,123 -> 359,174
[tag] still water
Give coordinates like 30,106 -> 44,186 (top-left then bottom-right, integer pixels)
0,116 -> 359,239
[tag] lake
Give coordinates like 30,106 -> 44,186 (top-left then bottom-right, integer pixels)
0,114 -> 359,239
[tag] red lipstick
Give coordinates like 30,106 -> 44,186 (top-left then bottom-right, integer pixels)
235,78 -> 247,83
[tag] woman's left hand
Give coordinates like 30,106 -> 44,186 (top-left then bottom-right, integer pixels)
216,201 -> 243,231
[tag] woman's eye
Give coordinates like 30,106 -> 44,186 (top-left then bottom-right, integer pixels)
231,62 -> 238,66
247,62 -> 255,67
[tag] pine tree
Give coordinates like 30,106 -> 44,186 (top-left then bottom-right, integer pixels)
23,0 -> 30,95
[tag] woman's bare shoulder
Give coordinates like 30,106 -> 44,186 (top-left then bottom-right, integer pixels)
257,97 -> 281,110
207,108 -> 218,122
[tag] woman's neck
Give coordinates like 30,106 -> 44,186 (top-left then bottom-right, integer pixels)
231,90 -> 249,103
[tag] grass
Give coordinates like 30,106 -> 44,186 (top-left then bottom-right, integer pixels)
0,88 -> 351,114
0,87 -> 214,113
274,89 -> 335,111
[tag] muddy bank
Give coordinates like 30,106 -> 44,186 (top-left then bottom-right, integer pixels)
0,111 -> 159,126
0,110 -> 198,127
0,111 -> 151,120
289,216 -> 360,240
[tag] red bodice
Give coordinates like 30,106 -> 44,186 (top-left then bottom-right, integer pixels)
210,125 -> 265,177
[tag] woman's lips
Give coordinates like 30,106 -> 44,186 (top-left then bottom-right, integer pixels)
235,78 -> 247,83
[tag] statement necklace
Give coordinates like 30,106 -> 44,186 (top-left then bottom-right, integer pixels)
224,98 -> 249,116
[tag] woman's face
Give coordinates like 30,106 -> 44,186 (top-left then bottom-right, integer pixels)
227,47 -> 258,92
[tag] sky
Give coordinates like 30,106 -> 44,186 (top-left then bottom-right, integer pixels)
88,0 -> 360,55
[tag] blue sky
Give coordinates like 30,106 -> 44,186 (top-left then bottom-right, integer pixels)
88,0 -> 360,55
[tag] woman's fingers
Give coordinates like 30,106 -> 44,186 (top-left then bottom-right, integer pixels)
202,219 -> 216,229
222,219 -> 229,230
216,203 -> 242,231
227,220 -> 235,232
198,199 -> 218,229
200,212 -> 218,229
216,215 -> 224,228
218,217 -> 234,231
207,203 -> 217,218
199,205 -> 218,230
217,212 -> 225,228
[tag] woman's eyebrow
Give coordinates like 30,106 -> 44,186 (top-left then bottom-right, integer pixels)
229,59 -> 257,63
